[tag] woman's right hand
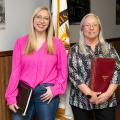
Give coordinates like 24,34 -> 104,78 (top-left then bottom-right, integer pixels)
9,103 -> 19,113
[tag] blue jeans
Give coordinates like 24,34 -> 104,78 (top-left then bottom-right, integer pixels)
12,83 -> 59,120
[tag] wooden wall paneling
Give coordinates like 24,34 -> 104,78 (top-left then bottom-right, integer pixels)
0,58 -> 3,120
107,38 -> 120,56
0,56 -> 12,120
109,39 -> 120,104
5,56 -> 12,120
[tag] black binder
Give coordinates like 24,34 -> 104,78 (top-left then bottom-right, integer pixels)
17,81 -> 33,116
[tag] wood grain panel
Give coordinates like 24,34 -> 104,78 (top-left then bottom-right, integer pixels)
108,39 -> 120,104
107,38 -> 120,56
0,55 -> 12,120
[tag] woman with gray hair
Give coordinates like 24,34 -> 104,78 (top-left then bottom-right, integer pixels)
68,13 -> 120,120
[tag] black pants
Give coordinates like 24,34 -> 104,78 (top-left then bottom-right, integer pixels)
71,105 -> 115,120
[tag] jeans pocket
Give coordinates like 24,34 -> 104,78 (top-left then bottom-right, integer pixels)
32,83 -> 54,98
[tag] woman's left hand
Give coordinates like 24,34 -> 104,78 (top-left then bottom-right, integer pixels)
40,87 -> 53,103
95,92 -> 112,105
96,84 -> 117,105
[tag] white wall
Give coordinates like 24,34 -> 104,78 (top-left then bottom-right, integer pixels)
1,0 -> 120,51
0,0 -> 49,51
70,0 -> 120,43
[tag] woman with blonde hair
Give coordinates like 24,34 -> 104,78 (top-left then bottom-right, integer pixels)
68,13 -> 120,120
5,6 -> 68,120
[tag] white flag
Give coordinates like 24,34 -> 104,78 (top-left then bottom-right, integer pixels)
52,0 -> 70,49
52,0 -> 73,119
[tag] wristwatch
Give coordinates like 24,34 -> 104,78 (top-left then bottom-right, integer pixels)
86,94 -> 92,99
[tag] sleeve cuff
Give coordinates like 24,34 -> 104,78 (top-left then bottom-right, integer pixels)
6,97 -> 16,105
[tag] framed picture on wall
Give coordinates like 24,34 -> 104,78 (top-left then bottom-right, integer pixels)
0,0 -> 5,29
67,0 -> 90,25
116,0 -> 120,25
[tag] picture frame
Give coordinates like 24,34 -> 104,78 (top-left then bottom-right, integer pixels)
0,0 -> 5,29
116,0 -> 120,25
67,0 -> 90,25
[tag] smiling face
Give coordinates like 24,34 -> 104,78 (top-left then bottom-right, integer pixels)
33,9 -> 50,34
82,15 -> 100,42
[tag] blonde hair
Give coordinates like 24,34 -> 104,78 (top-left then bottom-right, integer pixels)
79,13 -> 109,55
24,6 -> 54,54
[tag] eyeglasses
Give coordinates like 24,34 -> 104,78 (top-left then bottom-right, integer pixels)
34,15 -> 49,21
83,24 -> 99,29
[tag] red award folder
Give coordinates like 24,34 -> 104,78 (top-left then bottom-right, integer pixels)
89,58 -> 116,92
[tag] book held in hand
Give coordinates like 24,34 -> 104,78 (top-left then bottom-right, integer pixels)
89,57 -> 116,92
17,81 -> 33,116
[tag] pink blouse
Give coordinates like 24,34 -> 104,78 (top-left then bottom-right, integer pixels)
5,35 -> 68,105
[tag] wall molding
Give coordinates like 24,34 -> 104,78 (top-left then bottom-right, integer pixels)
0,37 -> 119,57
70,38 -> 120,46
106,37 -> 120,42
0,51 -> 13,57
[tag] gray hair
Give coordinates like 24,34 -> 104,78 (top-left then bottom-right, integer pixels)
79,13 -> 109,55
